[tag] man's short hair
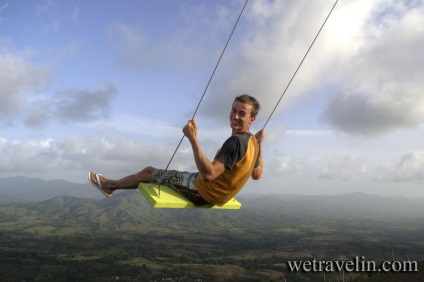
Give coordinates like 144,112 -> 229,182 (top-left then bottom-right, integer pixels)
234,94 -> 260,117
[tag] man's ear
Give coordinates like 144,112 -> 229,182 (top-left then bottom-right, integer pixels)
250,116 -> 256,124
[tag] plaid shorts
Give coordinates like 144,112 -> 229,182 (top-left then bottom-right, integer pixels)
152,169 -> 210,206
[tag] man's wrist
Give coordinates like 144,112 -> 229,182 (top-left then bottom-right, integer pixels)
189,137 -> 198,145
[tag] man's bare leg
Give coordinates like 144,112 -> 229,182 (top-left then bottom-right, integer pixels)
89,166 -> 156,196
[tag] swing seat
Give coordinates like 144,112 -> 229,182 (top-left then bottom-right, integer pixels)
138,183 -> 242,209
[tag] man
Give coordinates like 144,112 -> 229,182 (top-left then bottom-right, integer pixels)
89,94 -> 264,206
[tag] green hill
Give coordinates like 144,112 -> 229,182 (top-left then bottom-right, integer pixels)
1,190 -> 424,281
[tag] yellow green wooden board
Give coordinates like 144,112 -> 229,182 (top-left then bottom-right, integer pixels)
138,183 -> 241,209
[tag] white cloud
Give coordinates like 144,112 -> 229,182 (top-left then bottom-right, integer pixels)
268,155 -> 299,176
264,128 -> 424,187
0,52 -> 50,124
0,137 -> 63,173
53,84 -> 117,123
0,34 -> 116,129
377,150 -> 424,183
264,124 -> 286,144
202,0 -> 344,121
321,1 -> 424,135
23,84 -> 117,128
174,0 -> 424,138
316,154 -> 368,180
23,99 -> 51,128
0,134 -> 179,182
105,114 -> 181,140
0,44 -> 115,128
0,128 -> 422,195
267,150 -> 369,181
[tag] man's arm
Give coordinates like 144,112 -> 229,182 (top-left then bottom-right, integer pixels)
251,129 -> 265,180
183,118 -> 225,182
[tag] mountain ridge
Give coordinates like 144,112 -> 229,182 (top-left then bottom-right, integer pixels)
0,176 -> 102,203
1,176 -> 424,219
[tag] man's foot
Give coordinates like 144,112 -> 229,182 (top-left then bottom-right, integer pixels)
88,171 -> 113,197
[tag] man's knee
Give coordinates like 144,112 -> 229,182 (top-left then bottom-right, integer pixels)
143,166 -> 156,174
137,166 -> 156,182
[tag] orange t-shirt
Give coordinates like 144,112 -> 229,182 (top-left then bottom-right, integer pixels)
194,132 -> 259,206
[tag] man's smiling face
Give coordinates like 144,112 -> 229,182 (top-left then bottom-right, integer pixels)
229,100 -> 256,134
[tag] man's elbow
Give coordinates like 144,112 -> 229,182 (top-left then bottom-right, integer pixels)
200,172 -> 216,182
251,174 -> 261,180
251,169 -> 262,180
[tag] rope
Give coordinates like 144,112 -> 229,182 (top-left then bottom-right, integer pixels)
262,0 -> 339,130
156,0 -> 339,194
157,0 -> 249,193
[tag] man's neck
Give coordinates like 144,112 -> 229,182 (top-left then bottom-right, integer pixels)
232,129 -> 250,135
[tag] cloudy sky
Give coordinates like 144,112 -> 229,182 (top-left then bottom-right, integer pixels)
1,0 -> 423,198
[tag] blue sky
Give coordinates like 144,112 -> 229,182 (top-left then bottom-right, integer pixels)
1,0 -> 424,197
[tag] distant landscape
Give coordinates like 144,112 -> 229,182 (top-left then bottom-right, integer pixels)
1,177 -> 423,281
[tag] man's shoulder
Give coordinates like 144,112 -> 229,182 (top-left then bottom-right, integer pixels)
220,132 -> 252,152
226,132 -> 253,143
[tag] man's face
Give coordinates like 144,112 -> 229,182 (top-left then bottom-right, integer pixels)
229,101 -> 256,133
